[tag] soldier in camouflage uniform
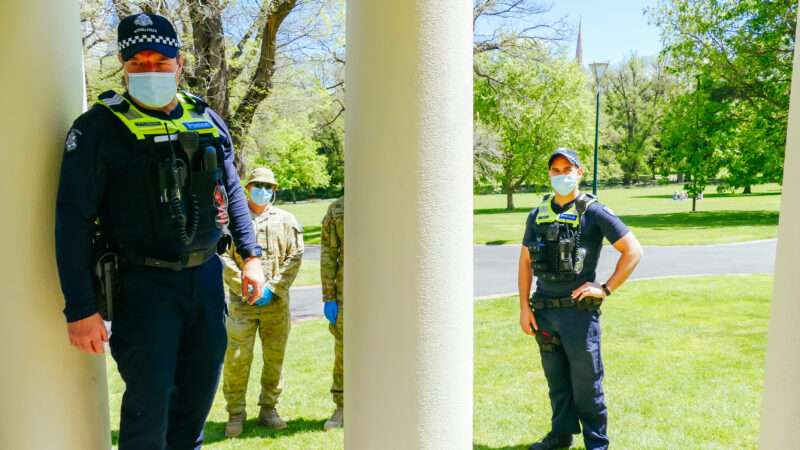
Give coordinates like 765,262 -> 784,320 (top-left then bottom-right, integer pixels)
222,167 -> 304,438
321,196 -> 344,430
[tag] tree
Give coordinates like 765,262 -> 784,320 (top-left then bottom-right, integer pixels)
650,0 -> 797,191
250,117 -> 330,202
475,48 -> 592,210
603,55 -> 675,184
473,0 -> 568,55
659,76 -> 727,212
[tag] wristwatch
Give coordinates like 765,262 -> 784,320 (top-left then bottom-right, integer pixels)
601,283 -> 612,297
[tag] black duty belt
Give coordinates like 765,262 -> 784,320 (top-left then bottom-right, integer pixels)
530,295 -> 602,311
124,247 -> 216,271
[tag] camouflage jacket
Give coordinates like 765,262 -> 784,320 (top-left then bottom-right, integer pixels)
321,197 -> 344,302
222,206 -> 304,301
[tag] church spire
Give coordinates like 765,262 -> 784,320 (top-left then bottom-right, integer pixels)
575,18 -> 584,66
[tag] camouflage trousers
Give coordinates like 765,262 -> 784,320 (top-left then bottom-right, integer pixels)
329,301 -> 343,407
223,291 -> 291,415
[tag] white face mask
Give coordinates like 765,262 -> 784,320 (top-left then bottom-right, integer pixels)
127,71 -> 178,108
550,173 -> 579,196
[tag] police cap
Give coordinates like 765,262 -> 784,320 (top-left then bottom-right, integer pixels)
548,148 -> 582,168
118,13 -> 182,61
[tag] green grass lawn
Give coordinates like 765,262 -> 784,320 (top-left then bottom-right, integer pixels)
277,198 -> 334,246
295,259 -> 320,287
280,184 -> 782,247
474,184 -> 781,245
475,274 -> 771,450
106,274 -> 770,449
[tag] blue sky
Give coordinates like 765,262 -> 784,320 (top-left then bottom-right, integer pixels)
547,0 -> 664,64
474,0 -> 665,65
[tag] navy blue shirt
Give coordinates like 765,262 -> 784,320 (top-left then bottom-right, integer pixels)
522,196 -> 629,298
55,94 -> 260,322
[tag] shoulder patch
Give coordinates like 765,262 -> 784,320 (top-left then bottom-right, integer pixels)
65,128 -> 82,152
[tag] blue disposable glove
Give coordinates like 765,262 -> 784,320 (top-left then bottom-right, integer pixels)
324,301 -> 338,325
255,289 -> 274,306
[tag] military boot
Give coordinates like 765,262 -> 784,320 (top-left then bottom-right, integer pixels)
224,413 -> 245,438
258,407 -> 288,429
528,432 -> 572,450
324,406 -> 343,430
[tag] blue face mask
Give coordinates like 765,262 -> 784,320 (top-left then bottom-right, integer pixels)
550,174 -> 578,196
127,71 -> 178,108
250,187 -> 273,205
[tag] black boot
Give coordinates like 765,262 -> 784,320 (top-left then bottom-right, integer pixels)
528,432 -> 573,450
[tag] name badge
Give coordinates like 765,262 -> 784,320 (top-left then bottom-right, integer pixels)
184,121 -> 214,130
559,213 -> 577,220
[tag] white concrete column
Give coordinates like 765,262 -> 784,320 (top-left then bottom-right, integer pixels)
760,2 -> 800,447
0,2 -> 111,450
344,0 -> 473,448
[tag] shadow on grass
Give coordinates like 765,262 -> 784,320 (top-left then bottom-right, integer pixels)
486,240 -> 512,245
619,210 -> 779,230
631,191 -> 781,200
473,445 -> 586,450
204,417 -> 327,444
475,207 -> 535,215
111,418 -> 327,446
304,225 -> 321,242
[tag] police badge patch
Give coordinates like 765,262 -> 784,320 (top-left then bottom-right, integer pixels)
134,14 -> 153,27
65,128 -> 82,152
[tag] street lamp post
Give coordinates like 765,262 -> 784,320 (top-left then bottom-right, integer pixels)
589,61 -> 609,196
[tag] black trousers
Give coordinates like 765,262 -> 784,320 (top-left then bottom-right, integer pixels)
110,255 -> 227,450
535,307 -> 608,450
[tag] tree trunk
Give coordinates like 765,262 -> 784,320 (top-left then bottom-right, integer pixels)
185,0 -> 229,116
744,185 -> 752,194
623,174 -> 632,185
228,0 -> 298,178
506,189 -> 515,211
677,172 -> 684,184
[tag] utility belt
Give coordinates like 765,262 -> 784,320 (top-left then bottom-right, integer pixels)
529,294 -> 603,312
122,246 -> 217,271
93,232 -> 221,321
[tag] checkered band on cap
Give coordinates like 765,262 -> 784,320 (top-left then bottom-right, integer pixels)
118,34 -> 181,51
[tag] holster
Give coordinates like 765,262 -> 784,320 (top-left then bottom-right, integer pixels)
92,231 -> 119,321
535,331 -> 561,352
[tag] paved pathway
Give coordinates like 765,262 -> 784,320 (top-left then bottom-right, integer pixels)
289,240 -> 776,320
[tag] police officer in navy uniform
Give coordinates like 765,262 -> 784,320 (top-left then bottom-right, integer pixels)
518,148 -> 643,450
55,13 -> 266,450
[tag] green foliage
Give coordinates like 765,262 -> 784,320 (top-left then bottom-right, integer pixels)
603,55 -> 676,184
250,118 -> 330,193
658,78 -> 728,209
240,65 -> 340,193
474,48 -> 593,209
651,0 -> 797,190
